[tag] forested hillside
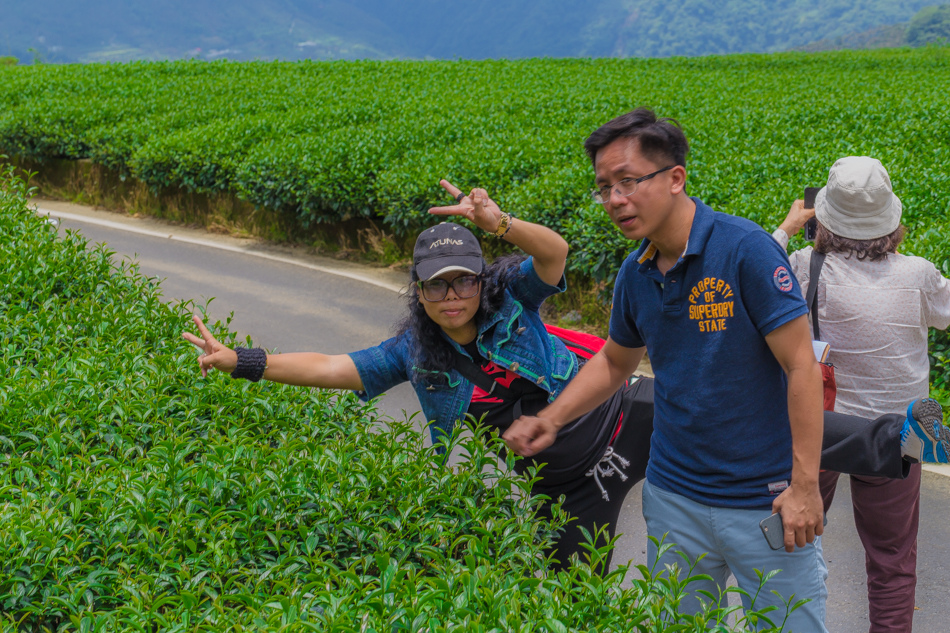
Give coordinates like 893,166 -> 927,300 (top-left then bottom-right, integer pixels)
3,0 -> 937,63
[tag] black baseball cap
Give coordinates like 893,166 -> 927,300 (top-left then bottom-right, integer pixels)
413,222 -> 484,281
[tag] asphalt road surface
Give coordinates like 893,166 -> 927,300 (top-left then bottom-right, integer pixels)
40,200 -> 949,632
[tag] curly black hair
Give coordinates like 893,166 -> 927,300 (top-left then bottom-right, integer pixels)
814,222 -> 905,262
394,253 -> 527,382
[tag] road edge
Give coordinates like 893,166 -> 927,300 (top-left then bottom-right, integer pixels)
35,202 -> 408,294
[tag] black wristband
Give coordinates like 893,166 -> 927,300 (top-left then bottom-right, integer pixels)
231,347 -> 267,382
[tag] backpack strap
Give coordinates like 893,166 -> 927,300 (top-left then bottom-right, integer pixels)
805,250 -> 827,340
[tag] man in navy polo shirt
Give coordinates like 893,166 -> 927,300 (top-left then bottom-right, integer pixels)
503,108 -> 827,629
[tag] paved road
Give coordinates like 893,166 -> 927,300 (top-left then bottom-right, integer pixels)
41,200 -> 949,632
42,200 -> 421,423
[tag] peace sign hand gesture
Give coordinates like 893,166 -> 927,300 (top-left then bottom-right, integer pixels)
428,179 -> 503,234
182,314 -> 238,377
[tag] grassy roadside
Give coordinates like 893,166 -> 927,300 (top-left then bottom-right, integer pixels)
19,155 -> 950,394
13,155 -> 618,336
4,49 -> 949,346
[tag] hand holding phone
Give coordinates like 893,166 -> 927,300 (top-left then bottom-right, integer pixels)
759,512 -> 785,550
760,512 -> 828,550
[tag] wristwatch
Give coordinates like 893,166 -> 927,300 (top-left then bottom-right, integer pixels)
494,212 -> 513,238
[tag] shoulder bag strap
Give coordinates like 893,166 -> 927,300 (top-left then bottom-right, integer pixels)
450,344 -> 552,425
448,345 -> 498,394
805,250 -> 827,340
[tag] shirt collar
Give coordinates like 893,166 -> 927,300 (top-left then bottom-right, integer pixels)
633,197 -> 715,268
683,197 -> 715,258
636,241 -> 659,264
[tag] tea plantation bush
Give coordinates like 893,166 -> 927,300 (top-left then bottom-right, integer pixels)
2,49 -> 949,385
0,165 -> 796,630
1,50 -> 949,276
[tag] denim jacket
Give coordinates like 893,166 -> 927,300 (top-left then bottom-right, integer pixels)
348,257 -> 578,442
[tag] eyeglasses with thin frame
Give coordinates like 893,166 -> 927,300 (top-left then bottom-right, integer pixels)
417,274 -> 481,302
590,165 -> 676,204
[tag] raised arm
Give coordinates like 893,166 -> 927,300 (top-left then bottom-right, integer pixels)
775,199 -> 815,246
182,314 -> 364,390
428,179 -> 568,287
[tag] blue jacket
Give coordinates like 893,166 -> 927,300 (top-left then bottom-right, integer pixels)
349,257 -> 578,442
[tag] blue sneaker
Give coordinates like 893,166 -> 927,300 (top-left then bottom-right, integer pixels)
901,398 -> 949,464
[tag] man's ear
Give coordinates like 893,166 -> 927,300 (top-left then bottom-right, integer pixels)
669,165 -> 687,195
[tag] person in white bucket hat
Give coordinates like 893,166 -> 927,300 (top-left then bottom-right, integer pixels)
774,155 -> 950,632
813,156 -> 903,241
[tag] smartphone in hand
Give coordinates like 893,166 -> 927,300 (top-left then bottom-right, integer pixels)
803,186 -> 821,241
760,513 -> 785,550
760,512 -> 828,550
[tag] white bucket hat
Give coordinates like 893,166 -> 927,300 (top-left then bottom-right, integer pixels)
815,156 -> 902,240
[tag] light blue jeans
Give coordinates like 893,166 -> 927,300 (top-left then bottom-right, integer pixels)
642,480 -> 829,632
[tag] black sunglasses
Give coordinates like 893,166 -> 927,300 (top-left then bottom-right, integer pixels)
417,274 -> 481,302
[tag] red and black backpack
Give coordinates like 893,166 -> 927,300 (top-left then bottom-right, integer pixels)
543,323 -> 606,361
449,323 -> 606,398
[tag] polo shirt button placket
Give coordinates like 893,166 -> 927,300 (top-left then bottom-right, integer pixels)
664,272 -> 685,312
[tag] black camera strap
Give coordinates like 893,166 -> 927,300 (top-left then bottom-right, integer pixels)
806,250 -> 827,340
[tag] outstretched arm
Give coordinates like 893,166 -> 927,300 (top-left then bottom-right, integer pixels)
502,338 -> 645,456
182,314 -> 364,390
428,179 -> 568,287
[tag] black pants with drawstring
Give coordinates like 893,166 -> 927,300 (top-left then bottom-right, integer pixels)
531,376 -> 909,574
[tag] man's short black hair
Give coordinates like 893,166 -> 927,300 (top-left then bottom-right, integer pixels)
584,107 -> 689,169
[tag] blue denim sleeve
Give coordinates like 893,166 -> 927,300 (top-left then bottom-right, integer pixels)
737,230 -> 809,337
508,256 -> 567,312
347,332 -> 412,401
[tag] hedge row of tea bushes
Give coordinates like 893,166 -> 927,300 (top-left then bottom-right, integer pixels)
3,48 -> 949,389
1,49 -> 949,280
0,165 -> 794,630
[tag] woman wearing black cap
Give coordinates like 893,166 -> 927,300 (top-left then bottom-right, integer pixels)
184,178 -> 654,572
185,178 -> 944,574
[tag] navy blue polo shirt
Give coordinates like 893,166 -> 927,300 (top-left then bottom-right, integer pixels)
609,198 -> 808,509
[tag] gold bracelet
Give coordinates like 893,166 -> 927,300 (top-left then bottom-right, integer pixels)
493,212 -> 513,238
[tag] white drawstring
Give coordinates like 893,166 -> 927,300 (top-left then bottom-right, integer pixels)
585,445 -> 631,501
